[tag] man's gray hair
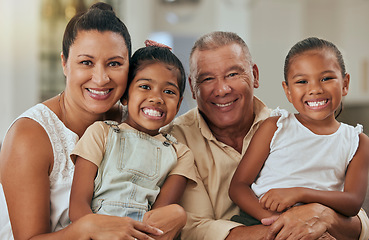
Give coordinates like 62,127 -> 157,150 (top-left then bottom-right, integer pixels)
189,31 -> 253,79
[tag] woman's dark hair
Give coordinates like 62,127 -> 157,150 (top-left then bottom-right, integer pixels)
62,2 -> 131,61
125,46 -> 186,99
284,37 -> 346,83
284,37 -> 347,118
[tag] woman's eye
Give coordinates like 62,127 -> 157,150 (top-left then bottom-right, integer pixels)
108,61 -> 121,67
81,60 -> 92,66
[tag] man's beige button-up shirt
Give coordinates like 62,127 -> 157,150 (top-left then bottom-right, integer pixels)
167,97 -> 369,240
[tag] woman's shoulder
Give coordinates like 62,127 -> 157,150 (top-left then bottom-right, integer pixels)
8,103 -> 56,141
19,96 -> 62,128
1,98 -> 69,174
1,115 -> 54,176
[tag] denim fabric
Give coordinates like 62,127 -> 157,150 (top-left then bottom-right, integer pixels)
92,123 -> 177,221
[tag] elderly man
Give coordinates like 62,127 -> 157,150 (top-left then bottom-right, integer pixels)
166,31 -> 369,240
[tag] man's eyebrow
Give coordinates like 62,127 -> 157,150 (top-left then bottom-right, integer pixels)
196,65 -> 246,79
197,72 -> 212,80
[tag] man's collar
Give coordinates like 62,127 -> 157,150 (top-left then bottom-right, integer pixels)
253,96 -> 271,125
196,107 -> 216,141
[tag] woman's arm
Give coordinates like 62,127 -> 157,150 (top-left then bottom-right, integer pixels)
69,156 -> 98,222
0,119 -> 163,240
229,117 -> 278,221
0,119 -> 55,239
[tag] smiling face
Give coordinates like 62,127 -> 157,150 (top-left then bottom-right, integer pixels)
62,30 -> 129,115
283,49 -> 349,124
124,62 -> 182,136
190,43 -> 259,131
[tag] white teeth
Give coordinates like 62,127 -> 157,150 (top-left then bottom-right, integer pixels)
143,108 -> 162,117
88,89 -> 110,95
215,101 -> 233,107
307,100 -> 327,107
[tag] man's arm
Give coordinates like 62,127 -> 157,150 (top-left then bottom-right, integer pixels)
180,170 -> 242,240
226,225 -> 269,240
357,209 -> 369,240
226,203 -> 365,240
264,203 -> 363,240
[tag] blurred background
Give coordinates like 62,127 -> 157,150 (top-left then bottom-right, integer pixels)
1,0 -> 369,207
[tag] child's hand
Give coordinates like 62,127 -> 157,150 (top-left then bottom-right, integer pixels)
260,188 -> 301,212
143,204 -> 186,240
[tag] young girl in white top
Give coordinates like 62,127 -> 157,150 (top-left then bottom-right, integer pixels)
229,37 -> 369,226
69,41 -> 196,239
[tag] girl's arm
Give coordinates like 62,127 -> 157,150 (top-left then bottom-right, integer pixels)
262,132 -> 369,217
69,156 -> 98,222
151,175 -> 188,209
145,175 -> 188,240
229,117 -> 279,221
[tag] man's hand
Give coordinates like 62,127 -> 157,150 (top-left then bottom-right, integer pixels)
264,203 -> 333,240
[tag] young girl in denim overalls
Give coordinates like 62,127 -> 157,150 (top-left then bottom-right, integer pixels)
69,41 -> 196,236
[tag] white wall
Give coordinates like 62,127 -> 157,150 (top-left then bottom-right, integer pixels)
340,0 -> 369,105
0,0 -> 40,141
249,0 -> 304,112
148,0 -> 253,114
1,0 -> 369,142
122,0 -> 156,52
249,0 -> 369,112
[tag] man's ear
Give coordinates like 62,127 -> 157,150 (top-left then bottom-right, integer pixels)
188,77 -> 196,100
282,81 -> 293,103
252,64 -> 260,89
342,73 -> 350,96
